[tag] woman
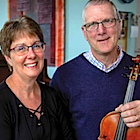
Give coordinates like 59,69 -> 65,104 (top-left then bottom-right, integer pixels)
0,15 -> 75,140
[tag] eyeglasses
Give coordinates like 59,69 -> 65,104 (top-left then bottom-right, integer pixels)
9,41 -> 46,56
83,18 -> 119,31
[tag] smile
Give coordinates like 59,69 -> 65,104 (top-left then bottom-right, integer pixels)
25,62 -> 37,67
97,37 -> 110,42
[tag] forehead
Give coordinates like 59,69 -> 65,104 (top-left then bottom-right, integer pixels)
12,31 -> 39,46
14,31 -> 37,40
11,33 -> 39,47
85,3 -> 116,22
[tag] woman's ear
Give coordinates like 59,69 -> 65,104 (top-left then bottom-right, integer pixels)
4,55 -> 13,67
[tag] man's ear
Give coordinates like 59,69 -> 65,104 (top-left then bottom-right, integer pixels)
81,26 -> 88,41
4,55 -> 13,67
118,19 -> 122,38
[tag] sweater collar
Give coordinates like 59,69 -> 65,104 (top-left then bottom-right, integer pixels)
83,45 -> 124,73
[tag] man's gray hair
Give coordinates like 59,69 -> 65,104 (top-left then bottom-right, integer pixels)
82,0 -> 120,25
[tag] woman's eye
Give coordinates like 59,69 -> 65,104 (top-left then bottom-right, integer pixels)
33,44 -> 41,49
35,45 -> 40,48
17,46 -> 26,51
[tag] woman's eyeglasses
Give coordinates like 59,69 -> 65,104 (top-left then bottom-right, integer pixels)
9,42 -> 46,56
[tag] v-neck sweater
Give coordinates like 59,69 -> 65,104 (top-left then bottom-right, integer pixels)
50,52 -> 140,140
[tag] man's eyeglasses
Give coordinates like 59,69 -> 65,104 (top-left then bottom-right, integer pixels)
9,41 -> 46,56
83,18 -> 119,31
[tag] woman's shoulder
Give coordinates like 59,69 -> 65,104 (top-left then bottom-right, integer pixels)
0,80 -> 13,100
39,82 -> 59,99
0,80 -> 7,90
39,82 -> 62,110
0,81 -> 17,119
39,82 -> 56,92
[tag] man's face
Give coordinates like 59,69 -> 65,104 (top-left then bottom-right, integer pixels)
81,3 -> 121,58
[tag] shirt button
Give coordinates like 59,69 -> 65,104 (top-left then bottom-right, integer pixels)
30,114 -> 33,117
19,104 -> 23,108
38,122 -> 41,126
41,112 -> 44,116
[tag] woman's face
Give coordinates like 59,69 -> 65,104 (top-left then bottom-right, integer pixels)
5,34 -> 45,81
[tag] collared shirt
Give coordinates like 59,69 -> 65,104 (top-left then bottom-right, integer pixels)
83,45 -> 124,73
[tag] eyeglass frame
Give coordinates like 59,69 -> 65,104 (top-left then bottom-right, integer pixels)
9,41 -> 46,56
83,18 -> 119,31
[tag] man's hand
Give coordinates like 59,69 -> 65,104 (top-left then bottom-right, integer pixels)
115,100 -> 140,127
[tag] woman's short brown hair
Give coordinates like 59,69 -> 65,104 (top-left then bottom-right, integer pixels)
0,15 -> 44,57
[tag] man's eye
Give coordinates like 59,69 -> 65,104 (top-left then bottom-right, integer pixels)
104,19 -> 112,23
87,22 -> 97,28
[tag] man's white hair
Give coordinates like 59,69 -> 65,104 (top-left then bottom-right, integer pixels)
82,0 -> 120,25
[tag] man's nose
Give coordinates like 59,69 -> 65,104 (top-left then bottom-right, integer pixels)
97,23 -> 106,34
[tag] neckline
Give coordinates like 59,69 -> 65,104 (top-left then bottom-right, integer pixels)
4,80 -> 44,115
26,102 -> 43,115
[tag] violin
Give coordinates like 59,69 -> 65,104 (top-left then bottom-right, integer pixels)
98,55 -> 140,140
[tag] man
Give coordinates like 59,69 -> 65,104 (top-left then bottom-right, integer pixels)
50,0 -> 140,139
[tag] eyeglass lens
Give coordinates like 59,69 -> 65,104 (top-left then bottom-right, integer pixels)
10,42 -> 45,56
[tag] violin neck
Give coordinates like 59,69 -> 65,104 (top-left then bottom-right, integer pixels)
114,79 -> 135,140
124,79 -> 135,104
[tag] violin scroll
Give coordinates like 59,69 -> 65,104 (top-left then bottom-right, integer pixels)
129,55 -> 140,81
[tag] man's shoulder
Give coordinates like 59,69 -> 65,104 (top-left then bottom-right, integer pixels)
58,53 -> 87,70
123,52 -> 133,59
123,52 -> 134,65
62,53 -> 83,65
51,53 -> 86,82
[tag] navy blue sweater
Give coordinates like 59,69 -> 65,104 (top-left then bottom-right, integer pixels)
50,53 -> 140,140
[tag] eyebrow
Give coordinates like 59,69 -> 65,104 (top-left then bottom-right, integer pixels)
84,18 -> 116,26
15,40 -> 41,47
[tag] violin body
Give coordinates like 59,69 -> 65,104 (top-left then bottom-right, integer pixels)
98,55 -> 140,140
98,111 -> 140,140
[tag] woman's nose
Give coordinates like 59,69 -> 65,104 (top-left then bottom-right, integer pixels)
27,47 -> 36,58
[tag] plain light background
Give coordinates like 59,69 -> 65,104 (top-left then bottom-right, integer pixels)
0,0 -> 138,78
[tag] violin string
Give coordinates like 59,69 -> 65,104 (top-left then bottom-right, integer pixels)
116,118 -> 126,140
115,117 -> 122,139
124,80 -> 135,104
120,120 -> 127,140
